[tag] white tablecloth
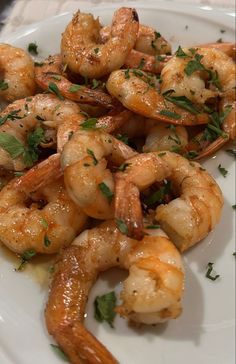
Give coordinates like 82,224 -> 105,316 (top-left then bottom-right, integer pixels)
0,0 -> 235,36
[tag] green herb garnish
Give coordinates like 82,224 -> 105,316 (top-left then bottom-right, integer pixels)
118,162 -> 130,172
94,47 -> 99,54
16,249 -> 36,271
205,262 -> 220,281
80,118 -> 97,130
28,42 -> 38,55
87,148 -> 98,165
94,291 -> 117,328
98,182 -> 114,203
115,134 -> 129,145
116,219 -> 128,234
146,225 -> 160,229
44,235 -> 51,247
138,58 -> 146,70
218,164 -> 228,177
48,82 -> 64,100
69,84 -> 81,93
159,109 -> 181,119
0,109 -> 22,126
0,80 -> 8,90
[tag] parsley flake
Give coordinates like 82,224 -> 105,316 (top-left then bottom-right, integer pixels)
218,164 -> 228,177
80,118 -> 97,130
69,84 -> 81,93
0,80 -> 8,90
48,82 -> 64,100
159,109 -> 181,119
87,148 -> 98,165
205,262 -> 220,281
94,291 -> 117,328
16,249 -> 36,271
28,42 -> 38,55
98,182 -> 114,203
116,219 -> 128,234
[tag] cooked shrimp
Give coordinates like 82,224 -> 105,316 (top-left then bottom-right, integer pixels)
61,129 -> 137,219
0,154 -> 87,254
106,69 -> 209,125
115,152 -> 223,251
117,115 -> 188,152
100,24 -> 171,55
35,55 -> 114,108
0,94 -> 83,171
196,42 -> 236,60
61,8 -> 139,78
57,106 -> 132,153
100,23 -> 171,73
161,47 -> 236,104
0,43 -> 36,102
45,220 -> 184,364
185,101 -> 236,159
124,50 -> 171,74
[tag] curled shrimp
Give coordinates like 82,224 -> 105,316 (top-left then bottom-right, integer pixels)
196,42 -> 236,60
161,47 -> 236,104
0,94 -> 84,171
35,55 -> 114,108
0,43 -> 36,102
45,220 -> 184,364
106,69 -> 209,125
0,154 -> 87,254
61,8 -> 139,79
61,129 -> 137,219
115,151 -> 223,251
117,114 -> 188,152
161,47 -> 235,158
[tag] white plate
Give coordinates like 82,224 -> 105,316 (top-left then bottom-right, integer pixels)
0,2 -> 235,364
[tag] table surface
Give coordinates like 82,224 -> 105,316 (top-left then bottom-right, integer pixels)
0,0 -> 235,36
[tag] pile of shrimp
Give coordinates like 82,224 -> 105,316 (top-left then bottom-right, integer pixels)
0,6 -> 234,364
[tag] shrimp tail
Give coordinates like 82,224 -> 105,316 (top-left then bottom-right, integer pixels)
115,177 -> 144,240
193,135 -> 229,160
14,153 -> 62,193
54,322 -> 119,364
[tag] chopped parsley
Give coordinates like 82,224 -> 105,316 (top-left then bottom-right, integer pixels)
118,162 -> 130,172
0,133 -> 25,159
146,224 -> 160,229
0,109 -> 22,126
232,205 -> 236,210
159,109 -> 181,119
184,150 -> 199,159
138,58 -> 146,70
16,249 -> 36,271
0,80 -> 8,90
94,47 -> 99,54
115,134 -> 129,145
41,218 -> 48,228
98,182 -> 114,203
175,46 -> 189,58
116,219 -> 128,234
218,164 -> 228,177
48,82 -> 64,100
28,42 -> 38,55
87,148 -> 98,165
124,69 -> 130,79
162,91 -> 200,114
144,181 -> 171,206
94,291 -> 117,328
69,84 -> 81,92
91,79 -> 100,89
44,235 -> 51,247
205,262 -> 220,281
80,118 -> 97,130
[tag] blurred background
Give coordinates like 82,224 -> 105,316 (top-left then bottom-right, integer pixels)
0,0 -> 234,36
